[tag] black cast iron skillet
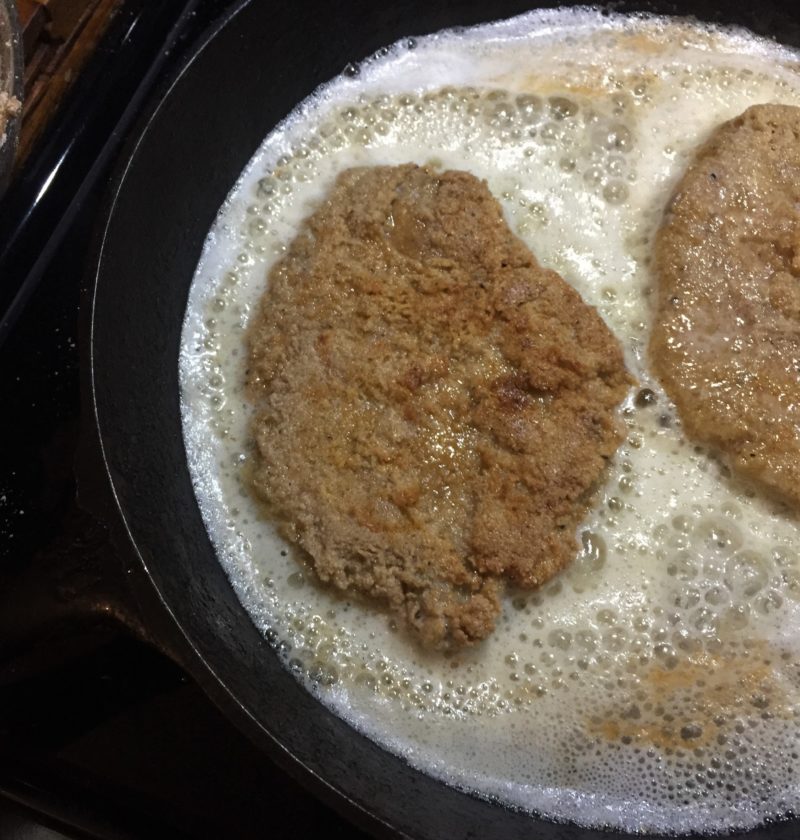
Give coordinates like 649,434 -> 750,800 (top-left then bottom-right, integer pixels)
21,0 -> 800,837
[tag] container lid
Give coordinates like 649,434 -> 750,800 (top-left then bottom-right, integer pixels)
0,0 -> 23,193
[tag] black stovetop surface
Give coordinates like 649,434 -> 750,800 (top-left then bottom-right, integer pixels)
0,2 -> 369,837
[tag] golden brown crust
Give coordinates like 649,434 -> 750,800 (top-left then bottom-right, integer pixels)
650,104 -> 800,507
247,164 -> 631,648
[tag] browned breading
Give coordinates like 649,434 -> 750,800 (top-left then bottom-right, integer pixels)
246,164 -> 631,648
650,104 -> 800,508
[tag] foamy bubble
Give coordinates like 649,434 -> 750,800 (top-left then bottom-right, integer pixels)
180,8 -> 800,834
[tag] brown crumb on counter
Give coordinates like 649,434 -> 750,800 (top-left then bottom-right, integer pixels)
0,92 -> 21,145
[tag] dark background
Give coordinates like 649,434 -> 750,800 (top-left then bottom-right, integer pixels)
0,2 -> 369,836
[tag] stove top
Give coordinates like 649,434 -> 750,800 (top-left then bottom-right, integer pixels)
0,3 -> 370,837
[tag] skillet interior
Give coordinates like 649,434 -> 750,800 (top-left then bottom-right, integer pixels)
90,1 -> 800,837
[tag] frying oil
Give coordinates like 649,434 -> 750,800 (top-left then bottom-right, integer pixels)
180,9 -> 800,833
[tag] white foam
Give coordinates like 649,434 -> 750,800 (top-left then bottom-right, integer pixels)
180,8 -> 800,834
